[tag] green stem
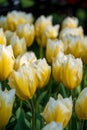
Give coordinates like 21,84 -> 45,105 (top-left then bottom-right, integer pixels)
20,100 -> 23,108
69,90 -> 73,130
80,120 -> 84,130
2,127 -> 6,130
30,99 -> 36,130
69,119 -> 72,130
61,83 -> 67,97
39,45 -> 43,58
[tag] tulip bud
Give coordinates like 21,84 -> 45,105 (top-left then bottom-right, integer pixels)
31,58 -> 51,88
52,52 -> 83,89
8,65 -> 38,100
62,17 -> 78,29
42,122 -> 63,130
35,15 -> 52,45
0,28 -> 6,45
0,45 -> 15,81
75,87 -> 87,120
41,24 -> 59,47
10,34 -> 27,57
14,52 -> 37,70
0,88 -> 15,129
16,23 -> 35,47
46,39 -> 64,63
6,11 -> 34,31
42,94 -> 72,128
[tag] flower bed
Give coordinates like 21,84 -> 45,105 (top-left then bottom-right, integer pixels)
0,10 -> 87,130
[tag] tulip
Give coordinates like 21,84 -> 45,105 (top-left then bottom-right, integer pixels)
59,27 -> 83,40
6,11 -> 34,31
60,35 -> 87,65
31,58 -> 51,88
0,28 -> 6,45
52,52 -> 83,89
16,23 -> 35,47
10,34 -> 27,58
0,88 -> 15,129
8,65 -> 38,100
0,45 -> 15,81
14,51 -> 37,70
42,122 -> 63,130
75,87 -> 87,120
62,16 -> 78,29
46,39 -> 64,63
42,94 -> 72,128
41,24 -> 59,47
35,15 -> 52,45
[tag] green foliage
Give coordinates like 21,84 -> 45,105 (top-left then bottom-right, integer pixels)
14,108 -> 29,130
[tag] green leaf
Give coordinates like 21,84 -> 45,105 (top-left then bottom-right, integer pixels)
37,91 -> 47,103
14,108 -> 29,130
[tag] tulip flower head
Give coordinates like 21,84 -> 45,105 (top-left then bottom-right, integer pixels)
41,24 -> 59,47
46,39 -> 64,63
35,15 -> 52,45
6,11 -> 34,31
59,26 -> 83,40
52,52 -> 83,89
42,122 -> 63,130
14,51 -> 37,70
62,16 -> 78,29
10,34 -> 27,57
0,45 -> 15,81
8,65 -> 38,100
42,94 -> 73,128
0,88 -> 15,129
16,23 -> 35,47
75,87 -> 87,120
31,58 -> 51,88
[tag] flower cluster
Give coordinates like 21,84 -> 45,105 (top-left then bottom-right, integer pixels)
0,11 -> 87,130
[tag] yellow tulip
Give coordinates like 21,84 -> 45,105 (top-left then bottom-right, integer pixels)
14,51 -> 37,70
62,17 -> 78,29
42,94 -> 72,128
52,52 -> 65,83
0,28 -> 6,45
52,52 -> 83,89
16,23 -> 35,47
60,35 -> 87,65
0,88 -> 15,129
0,45 -> 15,81
41,24 -> 59,47
6,11 -> 34,31
42,122 -> 63,130
31,58 -> 51,88
46,39 -> 64,63
10,34 -> 27,58
8,65 -> 38,100
35,15 -> 52,45
59,26 -> 83,40
75,87 -> 87,120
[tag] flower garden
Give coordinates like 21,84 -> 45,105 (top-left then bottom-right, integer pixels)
0,9 -> 87,130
